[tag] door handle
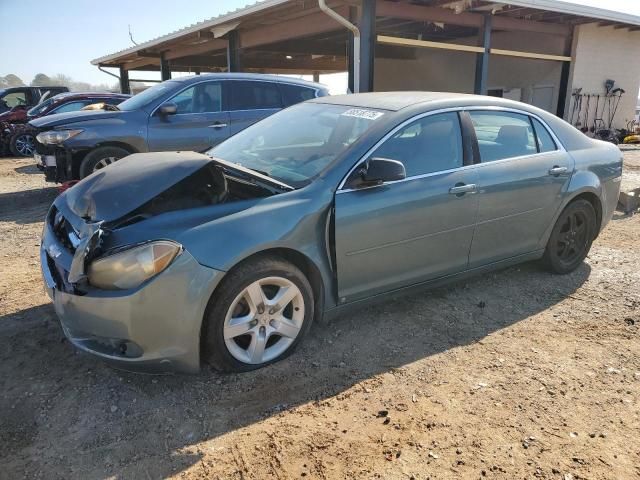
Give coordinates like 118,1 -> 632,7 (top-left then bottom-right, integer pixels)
449,183 -> 477,195
548,166 -> 568,176
208,122 -> 228,129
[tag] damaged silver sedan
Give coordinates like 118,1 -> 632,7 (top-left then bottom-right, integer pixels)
41,93 -> 623,373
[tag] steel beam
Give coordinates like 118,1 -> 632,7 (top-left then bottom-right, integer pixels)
160,54 -> 171,81
557,27 -> 575,118
359,0 -> 376,92
474,14 -> 491,95
227,30 -> 242,72
118,66 -> 130,94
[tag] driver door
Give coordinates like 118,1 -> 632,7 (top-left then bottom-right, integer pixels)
334,112 -> 479,302
147,81 -> 230,152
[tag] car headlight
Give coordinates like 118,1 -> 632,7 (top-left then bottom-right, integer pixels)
35,129 -> 83,145
87,240 -> 182,290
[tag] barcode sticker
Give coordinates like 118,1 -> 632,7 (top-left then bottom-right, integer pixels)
341,108 -> 384,120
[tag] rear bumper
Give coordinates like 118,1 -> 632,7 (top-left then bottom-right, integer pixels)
41,214 -> 225,373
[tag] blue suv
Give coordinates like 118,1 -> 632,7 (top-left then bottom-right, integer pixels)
30,74 -> 328,182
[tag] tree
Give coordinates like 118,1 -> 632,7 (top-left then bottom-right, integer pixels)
0,74 -> 25,87
31,73 -> 52,86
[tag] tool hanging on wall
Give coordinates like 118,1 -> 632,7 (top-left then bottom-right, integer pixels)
570,88 -> 582,126
608,88 -> 625,129
581,94 -> 591,133
590,94 -> 600,133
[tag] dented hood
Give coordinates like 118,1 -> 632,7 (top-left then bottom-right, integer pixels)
64,151 -> 212,223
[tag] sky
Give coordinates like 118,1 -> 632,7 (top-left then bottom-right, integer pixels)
1,0 -> 639,88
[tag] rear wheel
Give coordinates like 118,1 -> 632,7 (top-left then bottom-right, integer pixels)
79,146 -> 130,178
202,256 -> 314,372
9,132 -> 35,157
543,199 -> 596,274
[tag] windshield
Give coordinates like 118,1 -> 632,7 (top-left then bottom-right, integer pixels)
208,103 -> 386,188
117,81 -> 178,111
27,97 -> 56,116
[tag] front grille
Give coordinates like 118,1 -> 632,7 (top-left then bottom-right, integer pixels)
34,135 -> 55,155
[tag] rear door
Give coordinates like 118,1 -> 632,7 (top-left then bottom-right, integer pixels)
147,80 -> 230,152
466,109 -> 574,267
334,111 -> 479,302
227,80 -> 283,135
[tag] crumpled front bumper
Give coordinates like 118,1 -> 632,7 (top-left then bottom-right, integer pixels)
41,210 -> 225,374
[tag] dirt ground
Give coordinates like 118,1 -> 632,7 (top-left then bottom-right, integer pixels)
1,151 -> 639,480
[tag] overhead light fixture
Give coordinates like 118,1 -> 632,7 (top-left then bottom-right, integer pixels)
285,55 -> 293,60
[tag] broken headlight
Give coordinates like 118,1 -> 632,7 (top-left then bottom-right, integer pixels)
87,241 -> 182,290
36,129 -> 83,145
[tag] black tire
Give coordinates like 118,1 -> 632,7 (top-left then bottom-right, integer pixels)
202,256 -> 314,373
9,132 -> 35,157
79,146 -> 130,179
543,199 -> 596,274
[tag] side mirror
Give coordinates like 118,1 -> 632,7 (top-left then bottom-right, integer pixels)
349,157 -> 406,188
158,102 -> 177,116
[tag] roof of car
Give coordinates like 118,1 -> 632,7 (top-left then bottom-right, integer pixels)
52,91 -> 129,99
169,73 -> 325,89
309,91 -> 552,113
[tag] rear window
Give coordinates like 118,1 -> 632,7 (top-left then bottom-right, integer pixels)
531,117 -> 557,153
230,81 -> 282,110
469,111 -> 537,162
279,83 -> 317,107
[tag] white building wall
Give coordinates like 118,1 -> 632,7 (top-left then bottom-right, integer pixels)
567,23 -> 640,130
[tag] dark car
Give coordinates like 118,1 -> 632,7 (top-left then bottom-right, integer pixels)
0,85 -> 69,114
6,93 -> 129,157
2,92 -> 130,157
30,74 -> 329,183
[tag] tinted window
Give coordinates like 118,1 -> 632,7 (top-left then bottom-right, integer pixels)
531,117 -> 557,153
28,97 -> 56,116
371,112 -> 463,177
279,83 -> 317,107
469,111 -> 536,162
230,81 -> 282,110
169,82 -> 222,114
52,101 -> 89,114
118,81 -> 179,111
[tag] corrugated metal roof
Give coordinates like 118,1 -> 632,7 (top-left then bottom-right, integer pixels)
495,0 -> 640,26
91,0 -> 290,65
91,0 -> 640,66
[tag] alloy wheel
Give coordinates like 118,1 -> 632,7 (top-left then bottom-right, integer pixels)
94,156 -> 118,171
555,210 -> 588,264
223,276 -> 305,365
15,134 -> 35,156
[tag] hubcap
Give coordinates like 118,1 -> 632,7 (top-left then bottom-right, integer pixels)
15,134 -> 35,156
556,211 -> 588,264
94,156 -> 118,171
224,276 -> 305,365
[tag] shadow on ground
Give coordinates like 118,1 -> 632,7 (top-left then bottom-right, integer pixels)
0,261 -> 591,479
14,164 -> 43,175
0,187 -> 57,224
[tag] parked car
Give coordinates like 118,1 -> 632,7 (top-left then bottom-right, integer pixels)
2,92 -> 130,157
0,85 -> 69,114
40,92 -> 622,373
30,74 -> 329,183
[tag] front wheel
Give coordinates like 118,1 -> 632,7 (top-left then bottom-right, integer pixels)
9,132 -> 35,157
202,256 -> 314,372
79,146 -> 130,179
543,199 -> 596,274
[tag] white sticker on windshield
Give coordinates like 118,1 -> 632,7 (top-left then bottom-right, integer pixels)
341,108 -> 384,120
